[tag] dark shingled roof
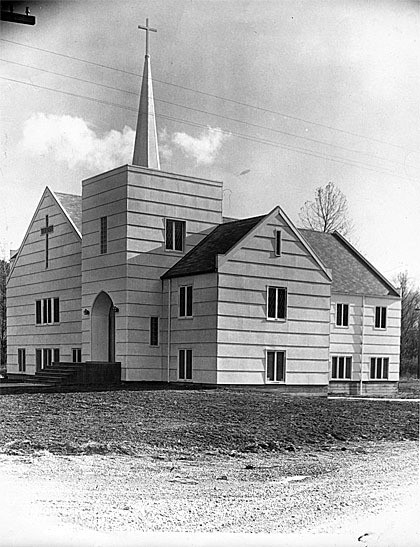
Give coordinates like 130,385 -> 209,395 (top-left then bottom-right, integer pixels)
299,229 -> 399,297
55,192 -> 82,233
162,215 -> 265,279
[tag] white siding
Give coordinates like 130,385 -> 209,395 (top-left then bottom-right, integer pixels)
7,189 -> 82,374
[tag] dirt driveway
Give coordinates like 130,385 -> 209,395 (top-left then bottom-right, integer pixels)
1,440 -> 418,546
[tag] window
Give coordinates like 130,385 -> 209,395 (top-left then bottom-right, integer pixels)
36,298 -> 60,324
100,216 -> 108,254
375,306 -> 387,329
266,350 -> 286,382
275,230 -> 282,256
179,285 -> 193,318
150,317 -> 159,346
166,219 -> 185,252
18,348 -> 26,372
179,349 -> 193,380
331,356 -> 352,380
72,348 -> 82,363
36,348 -> 59,370
267,287 -> 287,320
336,303 -> 349,327
370,357 -> 389,379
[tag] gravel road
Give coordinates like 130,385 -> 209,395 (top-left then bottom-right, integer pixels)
0,440 -> 418,546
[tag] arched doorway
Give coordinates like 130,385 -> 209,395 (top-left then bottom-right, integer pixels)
91,291 -> 115,362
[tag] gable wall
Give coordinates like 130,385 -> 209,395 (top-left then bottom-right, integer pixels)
216,214 -> 331,386
7,190 -> 82,373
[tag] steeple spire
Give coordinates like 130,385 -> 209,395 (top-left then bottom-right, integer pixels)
132,18 -> 160,169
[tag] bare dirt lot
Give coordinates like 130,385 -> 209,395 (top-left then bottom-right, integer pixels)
0,389 -> 418,545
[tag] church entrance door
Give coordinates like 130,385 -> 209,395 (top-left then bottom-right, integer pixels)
91,291 -> 115,362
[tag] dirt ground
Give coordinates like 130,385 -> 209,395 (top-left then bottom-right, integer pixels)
0,441 -> 418,546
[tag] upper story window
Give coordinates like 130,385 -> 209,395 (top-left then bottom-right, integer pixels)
331,356 -> 352,380
100,216 -> 108,254
370,357 -> 389,379
267,287 -> 287,320
375,306 -> 387,329
179,285 -> 193,318
275,230 -> 282,256
336,303 -> 349,327
36,297 -> 59,324
166,219 -> 185,252
266,350 -> 286,382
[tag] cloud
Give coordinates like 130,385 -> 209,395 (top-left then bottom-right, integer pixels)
22,113 -> 135,171
172,126 -> 229,165
158,127 -> 173,162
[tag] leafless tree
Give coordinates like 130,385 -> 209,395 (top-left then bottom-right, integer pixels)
395,271 -> 420,377
299,181 -> 354,237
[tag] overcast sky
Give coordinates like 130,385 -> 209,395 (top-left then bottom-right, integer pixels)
1,0 -> 419,286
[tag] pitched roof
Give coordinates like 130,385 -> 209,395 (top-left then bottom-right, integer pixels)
162,215 -> 265,279
54,192 -> 82,233
299,229 -> 399,297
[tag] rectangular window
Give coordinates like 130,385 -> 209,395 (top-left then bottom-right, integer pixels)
267,287 -> 287,320
165,219 -> 185,252
275,230 -> 282,256
100,216 -> 108,254
179,349 -> 193,380
336,303 -> 349,327
35,349 -> 42,372
150,317 -> 159,346
179,285 -> 193,317
53,348 -> 60,363
36,298 -> 59,324
42,348 -> 52,369
331,356 -> 352,379
266,351 -> 286,382
375,306 -> 387,329
370,357 -> 389,379
72,348 -> 82,363
18,348 -> 26,372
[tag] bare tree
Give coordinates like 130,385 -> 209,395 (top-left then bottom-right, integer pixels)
299,181 -> 354,236
395,271 -> 420,377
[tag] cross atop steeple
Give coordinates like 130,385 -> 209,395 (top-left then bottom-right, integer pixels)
138,18 -> 157,57
132,17 -> 160,169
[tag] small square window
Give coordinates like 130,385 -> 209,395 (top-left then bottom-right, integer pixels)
166,219 -> 185,252
266,351 -> 286,382
36,298 -> 60,324
267,287 -> 287,320
336,303 -> 349,327
375,307 -> 387,329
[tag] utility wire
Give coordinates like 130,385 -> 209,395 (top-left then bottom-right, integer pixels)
1,75 -> 416,182
0,37 -> 413,152
0,57 -> 408,168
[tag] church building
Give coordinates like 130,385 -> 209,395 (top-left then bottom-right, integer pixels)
6,22 -> 401,395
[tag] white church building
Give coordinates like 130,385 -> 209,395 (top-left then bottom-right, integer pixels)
6,23 -> 401,396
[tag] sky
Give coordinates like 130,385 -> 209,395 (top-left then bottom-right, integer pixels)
1,0 -> 419,287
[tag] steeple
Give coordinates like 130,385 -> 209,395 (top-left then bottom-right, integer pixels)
132,18 -> 160,169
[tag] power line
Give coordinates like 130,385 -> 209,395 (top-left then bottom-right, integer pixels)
0,37 -> 413,152
1,74 -> 416,182
0,57 -> 410,169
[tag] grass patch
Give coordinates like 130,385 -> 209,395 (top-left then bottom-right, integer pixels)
0,389 -> 418,455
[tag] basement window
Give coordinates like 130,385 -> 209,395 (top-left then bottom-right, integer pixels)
72,348 -> 82,363
179,349 -> 193,380
18,348 -> 26,372
266,350 -> 286,382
